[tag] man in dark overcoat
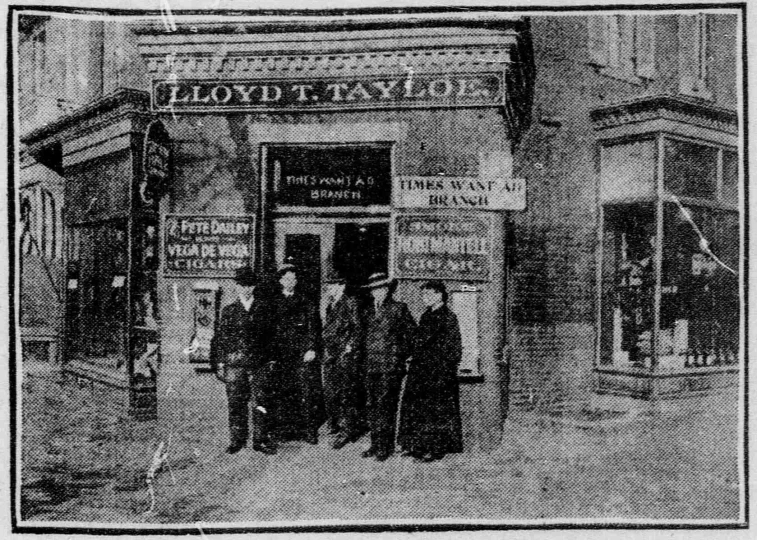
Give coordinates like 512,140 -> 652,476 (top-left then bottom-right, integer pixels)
268,265 -> 324,444
361,272 -> 416,461
321,273 -> 365,450
214,266 -> 277,455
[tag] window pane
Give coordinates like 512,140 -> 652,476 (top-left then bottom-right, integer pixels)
722,150 -> 738,205
664,139 -> 718,200
600,140 -> 656,202
660,204 -> 739,368
599,203 -> 656,368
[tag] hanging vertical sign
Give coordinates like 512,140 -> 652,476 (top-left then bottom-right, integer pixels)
140,120 -> 172,206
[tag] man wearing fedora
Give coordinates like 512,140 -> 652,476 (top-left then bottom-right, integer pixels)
214,266 -> 277,455
321,273 -> 366,450
267,264 -> 324,445
362,272 -> 416,461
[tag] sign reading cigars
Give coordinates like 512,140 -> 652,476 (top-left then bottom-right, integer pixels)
393,213 -> 492,281
152,72 -> 503,111
164,215 -> 254,277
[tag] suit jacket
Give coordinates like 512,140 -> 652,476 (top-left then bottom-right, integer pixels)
214,297 -> 271,369
322,294 -> 363,362
364,297 -> 416,373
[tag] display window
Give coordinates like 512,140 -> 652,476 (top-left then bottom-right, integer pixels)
598,135 -> 739,372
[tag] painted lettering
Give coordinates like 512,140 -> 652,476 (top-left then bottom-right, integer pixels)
233,84 -> 257,102
325,83 -> 349,102
371,80 -> 398,99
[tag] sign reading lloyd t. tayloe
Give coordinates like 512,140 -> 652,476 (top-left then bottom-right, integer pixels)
164,215 -> 254,277
393,213 -> 492,281
152,72 -> 503,112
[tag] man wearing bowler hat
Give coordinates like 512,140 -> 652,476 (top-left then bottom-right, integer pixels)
322,273 -> 366,450
214,266 -> 277,455
361,272 -> 416,461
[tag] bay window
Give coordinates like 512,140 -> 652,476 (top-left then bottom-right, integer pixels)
599,135 -> 739,372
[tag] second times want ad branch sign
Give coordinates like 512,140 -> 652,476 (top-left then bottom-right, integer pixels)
393,213 -> 492,281
152,72 -> 503,112
164,215 -> 254,277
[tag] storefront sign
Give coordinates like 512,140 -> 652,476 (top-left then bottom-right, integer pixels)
269,145 -> 391,207
164,215 -> 254,277
152,72 -> 503,112
394,176 -> 526,210
393,213 -> 492,281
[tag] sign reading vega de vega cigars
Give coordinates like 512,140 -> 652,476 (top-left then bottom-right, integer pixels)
164,215 -> 254,277
152,72 -> 503,111
393,213 -> 492,281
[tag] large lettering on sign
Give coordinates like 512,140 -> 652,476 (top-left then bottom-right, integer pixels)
269,145 -> 391,207
164,215 -> 255,277
152,72 -> 503,112
394,176 -> 526,210
393,213 -> 492,281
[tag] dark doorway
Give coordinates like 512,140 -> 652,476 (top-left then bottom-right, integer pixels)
284,234 -> 321,308
333,223 -> 389,290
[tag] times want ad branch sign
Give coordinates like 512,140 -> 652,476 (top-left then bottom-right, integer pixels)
152,72 -> 504,112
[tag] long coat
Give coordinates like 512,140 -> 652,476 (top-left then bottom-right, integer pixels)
322,294 -> 365,431
268,291 -> 324,440
214,297 -> 271,369
398,304 -> 463,456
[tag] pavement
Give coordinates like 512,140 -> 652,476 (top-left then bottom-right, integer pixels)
19,362 -> 744,527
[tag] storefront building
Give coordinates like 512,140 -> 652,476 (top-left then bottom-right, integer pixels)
16,9 -> 742,440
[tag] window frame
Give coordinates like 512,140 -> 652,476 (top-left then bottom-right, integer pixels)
588,14 -> 656,84
596,132 -> 739,373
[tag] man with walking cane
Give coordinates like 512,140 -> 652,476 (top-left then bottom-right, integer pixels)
321,273 -> 366,450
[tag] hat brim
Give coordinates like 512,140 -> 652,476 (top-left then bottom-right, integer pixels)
362,278 -> 394,289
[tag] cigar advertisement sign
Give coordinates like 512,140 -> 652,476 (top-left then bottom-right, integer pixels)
152,71 -> 503,112
164,215 -> 255,277
392,212 -> 492,281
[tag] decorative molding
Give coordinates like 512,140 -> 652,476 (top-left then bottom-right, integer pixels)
129,12 -> 525,37
21,88 -> 152,149
590,94 -> 738,135
144,48 -> 512,78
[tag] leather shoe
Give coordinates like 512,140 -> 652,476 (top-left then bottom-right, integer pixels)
225,442 -> 245,455
332,434 -> 351,450
252,443 -> 277,455
361,448 -> 377,458
414,453 -> 440,463
304,433 -> 318,445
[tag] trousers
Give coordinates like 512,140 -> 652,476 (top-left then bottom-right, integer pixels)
365,371 -> 404,455
224,366 -> 271,446
322,352 -> 366,436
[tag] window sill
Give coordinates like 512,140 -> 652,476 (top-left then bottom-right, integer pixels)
595,364 -> 739,377
593,64 -> 652,87
679,78 -> 713,101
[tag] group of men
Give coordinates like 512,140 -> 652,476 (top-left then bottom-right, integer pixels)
213,264 -> 416,462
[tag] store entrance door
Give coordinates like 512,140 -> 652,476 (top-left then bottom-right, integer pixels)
333,222 -> 389,289
273,219 -> 389,301
284,233 -> 321,308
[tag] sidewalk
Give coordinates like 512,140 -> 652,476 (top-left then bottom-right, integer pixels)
20,362 -> 743,525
